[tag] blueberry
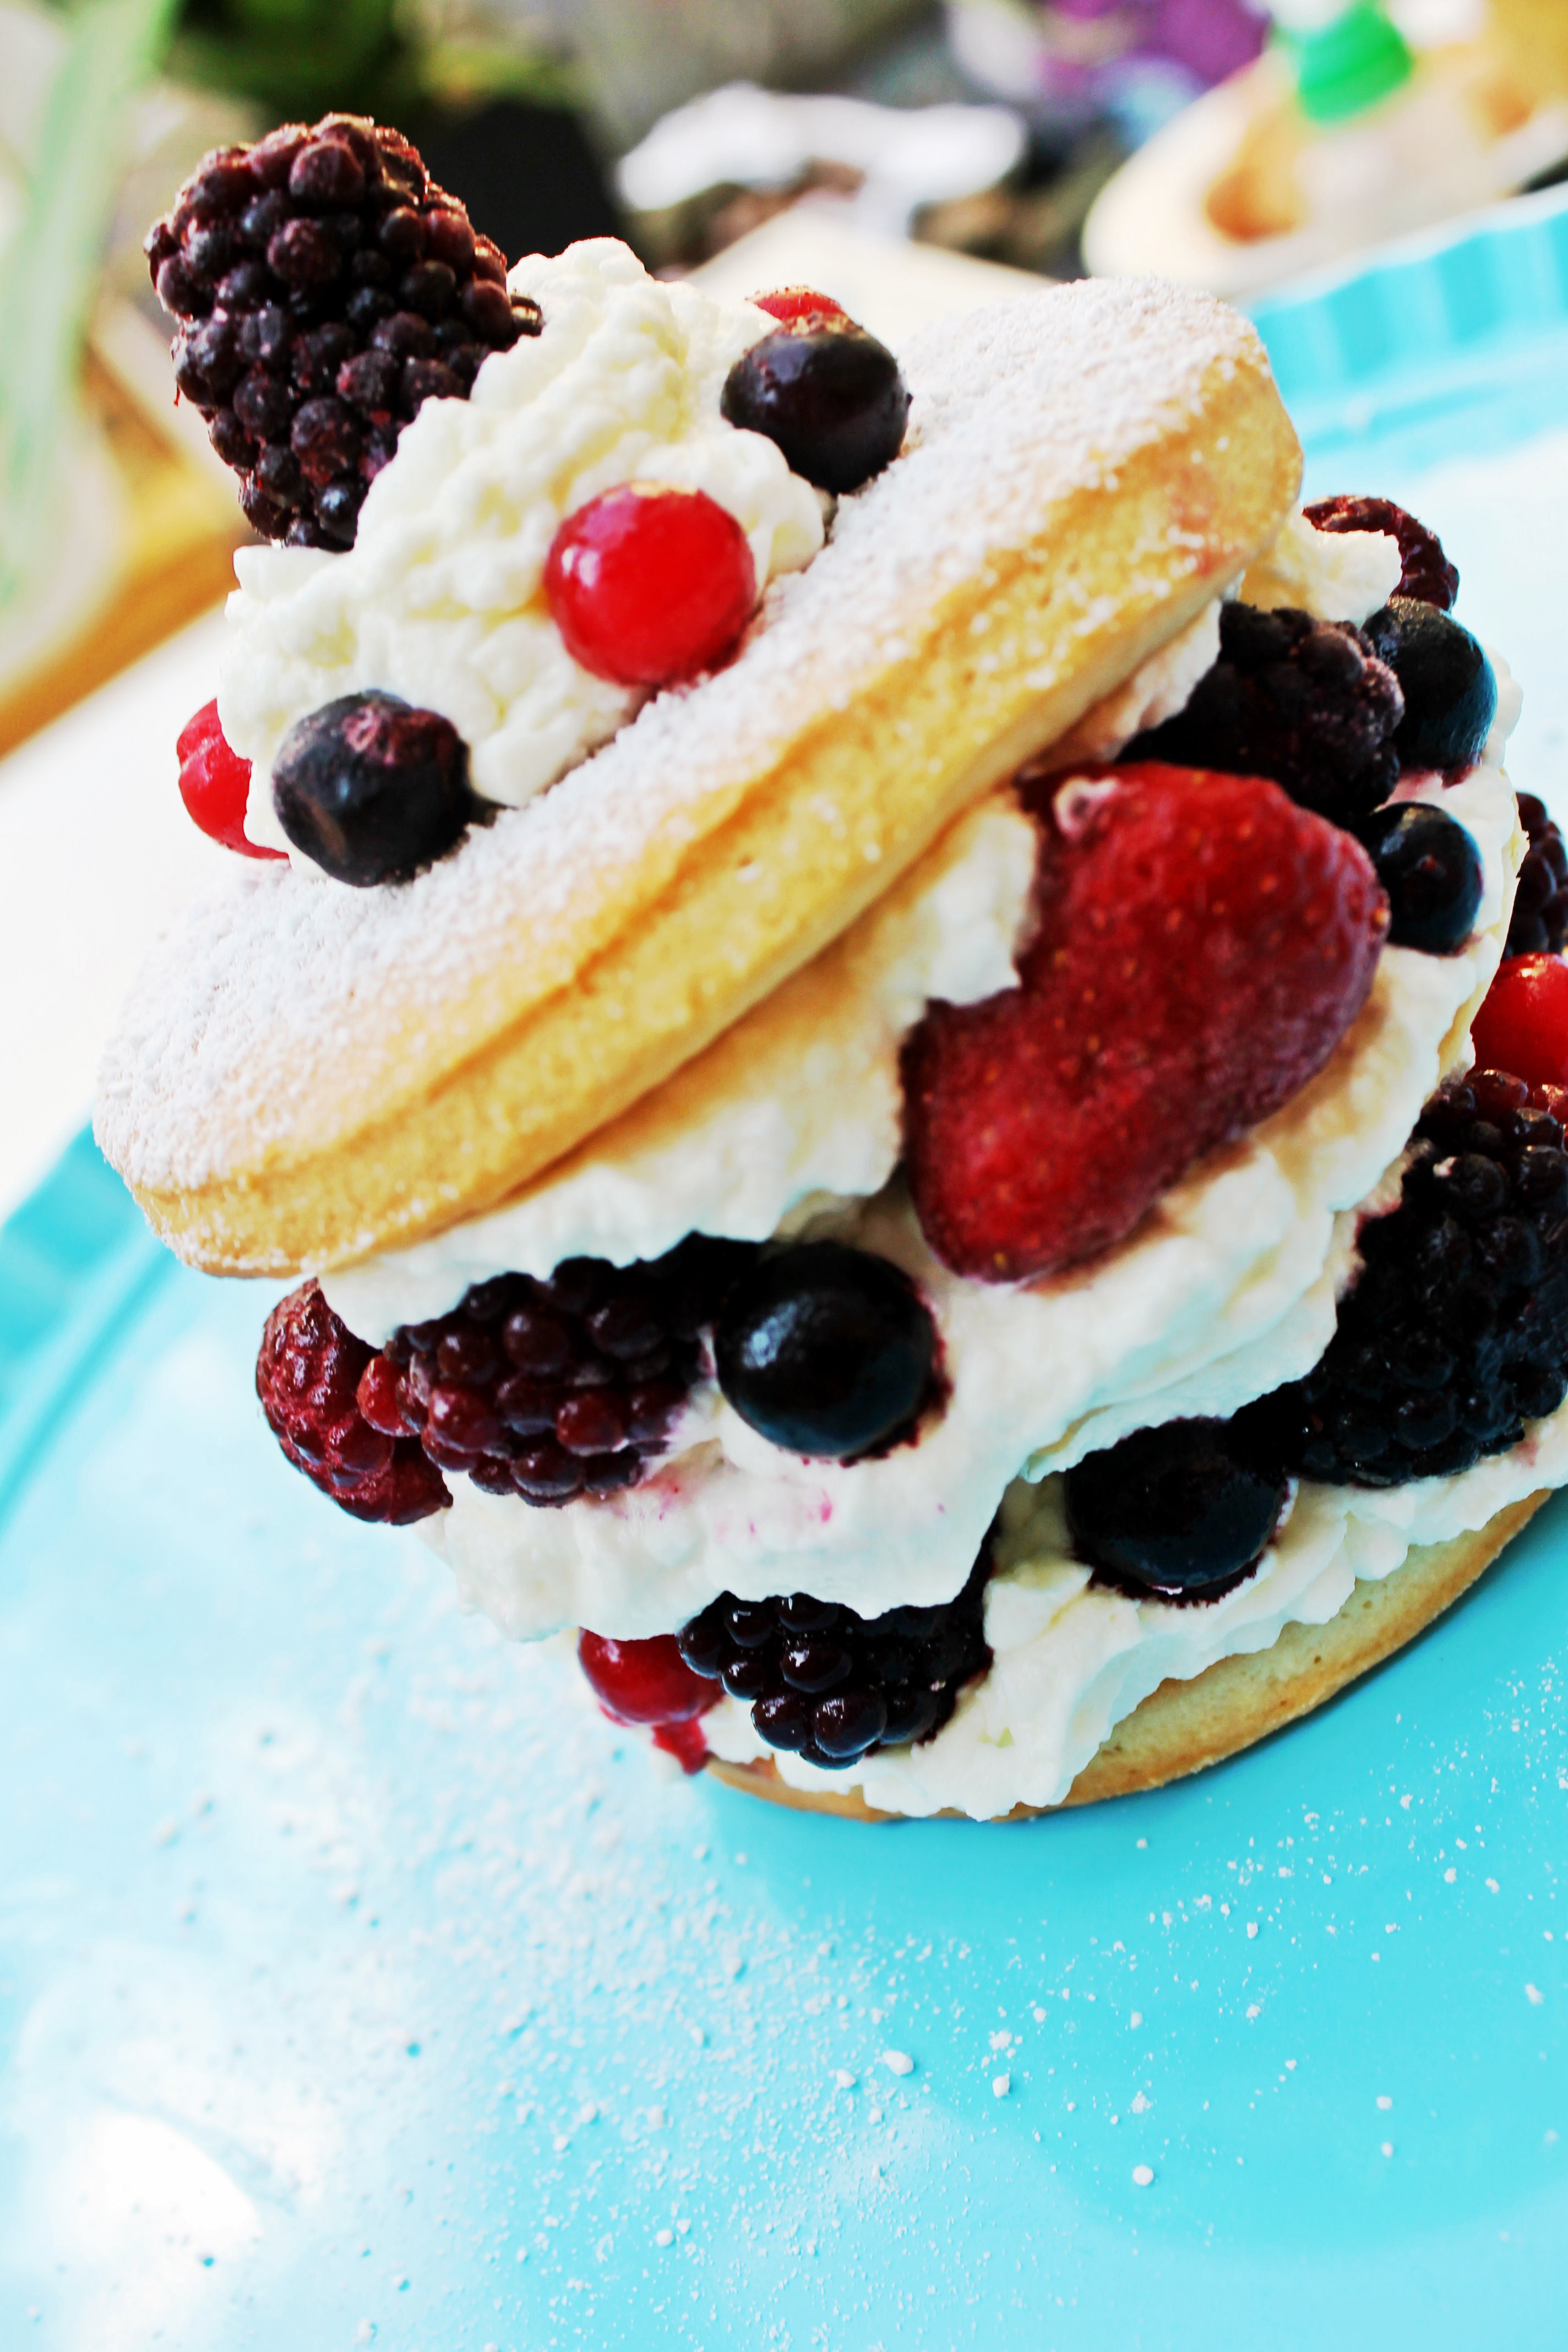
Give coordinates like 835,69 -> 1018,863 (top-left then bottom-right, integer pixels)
1064,1419 -> 1287,1603
714,1241 -> 935,1459
721,319 -> 909,497
1363,598 -> 1497,771
1350,803 -> 1484,954
272,690 -> 480,885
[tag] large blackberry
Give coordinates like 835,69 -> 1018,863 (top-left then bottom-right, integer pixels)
351,1237 -> 757,1506
1303,493 -> 1460,611
676,1547 -> 993,1771
1245,1070 -> 1568,1485
1123,602 -> 1404,826
1507,793 -> 1568,959
145,116 -> 541,549
257,1281 -> 449,1524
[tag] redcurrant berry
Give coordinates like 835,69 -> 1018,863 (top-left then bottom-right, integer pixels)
177,700 -> 286,859
544,484 -> 756,689
578,1629 -> 718,1727
749,285 -> 846,326
1469,952 -> 1568,1087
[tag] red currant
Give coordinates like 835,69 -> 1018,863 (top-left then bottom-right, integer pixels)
177,700 -> 286,859
1469,952 -> 1568,1086
750,285 -> 846,326
578,1629 -> 717,1726
544,484 -> 756,689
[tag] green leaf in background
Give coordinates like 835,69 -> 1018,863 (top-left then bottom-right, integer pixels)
0,0 -> 176,612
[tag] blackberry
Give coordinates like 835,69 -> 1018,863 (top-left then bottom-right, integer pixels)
1303,494 -> 1460,611
676,1545 -> 993,1770
1123,603 -> 1404,826
146,116 -> 541,549
1065,1418 -> 1287,1603
1244,1069 -> 1568,1485
257,1281 -> 449,1523
1506,793 -> 1568,959
351,1237 -> 757,1507
714,1242 -> 939,1460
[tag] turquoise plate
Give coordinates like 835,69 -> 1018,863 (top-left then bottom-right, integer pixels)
5,199 -> 1568,2352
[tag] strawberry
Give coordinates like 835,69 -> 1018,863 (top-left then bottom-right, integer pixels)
901,762 -> 1389,1283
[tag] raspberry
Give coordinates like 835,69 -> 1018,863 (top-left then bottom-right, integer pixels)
353,1237 -> 756,1507
146,116 -> 540,548
1507,794 -> 1568,959
1244,1070 -> 1568,1483
1124,603 -> 1403,826
676,1544 -> 993,1771
1304,493 -> 1459,611
902,763 -> 1389,1282
176,699 -> 285,859
543,485 -> 756,688
1469,952 -> 1568,1088
257,1282 -> 449,1523
748,286 -> 847,325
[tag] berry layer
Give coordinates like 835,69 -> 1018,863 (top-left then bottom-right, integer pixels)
416,753 -> 1516,1639
225,241 -> 825,845
701,1395 -> 1566,1819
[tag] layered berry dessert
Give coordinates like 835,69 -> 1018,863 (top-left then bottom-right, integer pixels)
97,115 -> 1568,1821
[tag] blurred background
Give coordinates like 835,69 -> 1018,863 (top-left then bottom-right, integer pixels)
3,0 -> 1568,1215
1,0 -> 1565,752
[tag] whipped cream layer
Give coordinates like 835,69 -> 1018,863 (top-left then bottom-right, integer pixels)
423,758 -> 1520,1643
704,1400 -> 1565,1819
324,795 -> 1037,1339
223,240 -> 824,857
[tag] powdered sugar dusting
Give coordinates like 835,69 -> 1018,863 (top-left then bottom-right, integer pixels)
97,280 -> 1268,1202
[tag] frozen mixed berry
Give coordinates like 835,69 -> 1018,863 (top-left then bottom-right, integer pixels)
1244,1069 -> 1568,1484
353,1237 -> 757,1507
176,699 -> 285,859
544,484 -> 756,688
1363,599 -> 1496,773
1469,952 -> 1568,1088
1304,493 -> 1458,610
1508,793 -> 1568,959
1124,603 -> 1404,825
902,763 -> 1389,1283
721,312 -> 908,496
1350,802 -> 1483,954
749,285 -> 846,325
145,115 -> 541,548
677,1544 -> 993,1770
257,1281 -> 450,1523
1065,1418 -> 1288,1603
714,1241 -> 939,1459
271,690 -> 481,885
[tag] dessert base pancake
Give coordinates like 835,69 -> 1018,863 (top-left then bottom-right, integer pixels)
705,1491 -> 1548,1820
